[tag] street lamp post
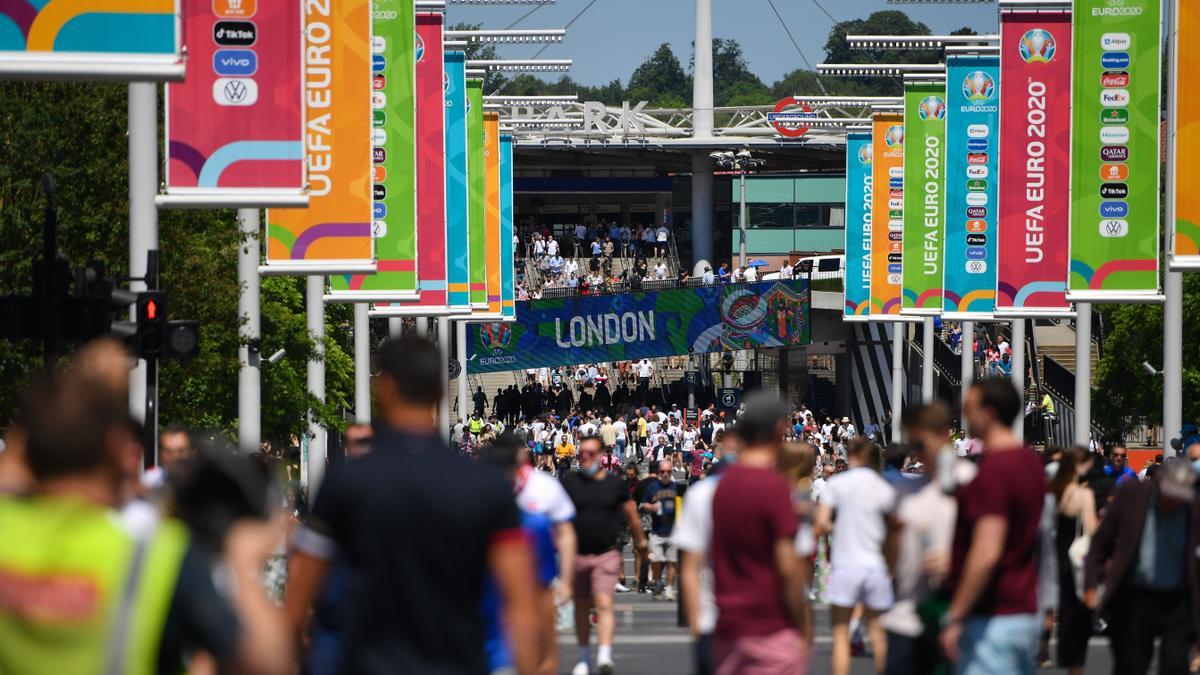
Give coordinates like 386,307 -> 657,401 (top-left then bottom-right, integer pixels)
710,149 -> 763,270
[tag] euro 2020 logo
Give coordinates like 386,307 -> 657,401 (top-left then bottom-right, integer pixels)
479,323 -> 513,354
415,33 -> 425,62
1019,28 -> 1056,63
962,71 -> 995,103
918,96 -> 946,121
857,143 -> 872,165
884,125 -> 904,148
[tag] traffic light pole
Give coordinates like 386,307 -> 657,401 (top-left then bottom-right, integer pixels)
306,275 -> 326,499
129,82 -> 159,466
238,208 -> 262,453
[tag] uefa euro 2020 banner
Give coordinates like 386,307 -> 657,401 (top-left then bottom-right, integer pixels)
164,0 -> 306,207
942,55 -> 998,319
996,12 -> 1073,316
444,52 -> 472,310
0,0 -> 183,80
467,78 -> 488,309
467,280 -> 812,374
843,132 -> 872,321
501,134 -> 516,321
266,0 -> 374,274
1068,0 -> 1163,301
1170,0 -> 1200,269
901,81 -> 946,315
869,113 -> 904,318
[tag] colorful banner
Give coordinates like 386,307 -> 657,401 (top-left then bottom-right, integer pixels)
445,52 -> 471,308
467,279 -> 812,373
164,0 -> 305,205
0,0 -> 183,80
996,12 -> 1073,316
1171,0 -> 1200,268
328,0 -> 414,294
943,55 -> 999,318
485,113 -> 502,315
1068,0 -> 1162,300
869,113 -> 904,318
500,133 -> 516,321
370,11 -> 450,314
467,78 -> 487,309
265,0 -> 374,273
901,81 -> 946,315
843,132 -> 872,320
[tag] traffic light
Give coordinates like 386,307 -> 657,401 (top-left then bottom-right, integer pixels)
107,289 -> 199,360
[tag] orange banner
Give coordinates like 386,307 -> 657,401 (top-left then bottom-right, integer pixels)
265,0 -> 374,271
485,113 -> 502,314
1173,0 -> 1200,265
869,113 -> 904,317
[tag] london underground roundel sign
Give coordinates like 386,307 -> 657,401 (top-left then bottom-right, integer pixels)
769,97 -> 814,138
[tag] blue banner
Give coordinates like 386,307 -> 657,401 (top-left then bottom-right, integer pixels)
944,54 -> 1000,317
467,280 -> 812,373
501,134 -> 516,320
445,51 -> 471,309
844,132 -> 872,320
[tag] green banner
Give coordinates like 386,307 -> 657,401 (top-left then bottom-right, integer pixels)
329,0 -> 417,297
467,78 -> 487,308
1068,0 -> 1162,299
901,81 -> 947,313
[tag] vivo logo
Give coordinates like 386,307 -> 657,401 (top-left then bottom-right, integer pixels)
213,49 -> 257,76
1099,127 -> 1130,144
966,246 -> 988,260
1099,201 -> 1129,218
966,124 -> 989,138
888,263 -> 903,274
373,202 -> 387,219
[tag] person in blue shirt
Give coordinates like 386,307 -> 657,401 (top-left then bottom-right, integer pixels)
717,263 -> 730,284
639,460 -> 686,600
1104,445 -> 1137,485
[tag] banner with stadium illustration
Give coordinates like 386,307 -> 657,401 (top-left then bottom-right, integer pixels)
163,0 -> 305,207
843,132 -> 872,321
467,78 -> 489,310
327,0 -> 415,295
0,0 -> 183,80
942,55 -> 998,319
501,134 -> 516,321
370,11 -> 452,315
265,0 -> 374,274
466,279 -> 812,373
869,113 -> 904,319
1170,0 -> 1200,269
901,81 -> 946,315
996,11 -> 1073,316
1067,0 -> 1163,301
445,52 -> 471,309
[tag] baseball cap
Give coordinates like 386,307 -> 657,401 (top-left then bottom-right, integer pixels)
1158,457 -> 1196,502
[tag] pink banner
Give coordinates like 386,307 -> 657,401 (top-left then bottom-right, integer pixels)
165,0 -> 305,201
412,12 -> 448,308
995,11 -> 1072,315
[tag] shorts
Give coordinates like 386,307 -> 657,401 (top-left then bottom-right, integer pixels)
573,550 -> 621,599
714,628 -> 807,675
826,564 -> 894,611
649,533 -> 677,564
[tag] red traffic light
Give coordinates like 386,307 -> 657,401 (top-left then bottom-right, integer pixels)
145,299 -> 157,320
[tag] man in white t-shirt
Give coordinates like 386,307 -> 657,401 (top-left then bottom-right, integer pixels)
654,261 -> 668,280
779,260 -> 794,280
668,404 -> 683,426
744,265 -> 758,283
546,237 -> 560,257
636,359 -> 654,388
612,417 -> 628,461
815,438 -> 898,675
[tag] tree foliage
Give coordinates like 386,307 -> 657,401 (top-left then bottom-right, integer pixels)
627,44 -> 690,107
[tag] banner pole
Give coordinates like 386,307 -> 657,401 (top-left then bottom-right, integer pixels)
891,322 -> 904,442
129,82 -> 158,466
237,208 -> 261,453
389,317 -> 403,338
354,303 -> 371,424
438,317 -> 451,443
307,275 -> 327,499
457,321 -> 469,427
1074,303 -> 1092,447
1011,318 -> 1026,442
922,317 -> 934,404
961,320 -> 974,431
1164,0 -> 1183,455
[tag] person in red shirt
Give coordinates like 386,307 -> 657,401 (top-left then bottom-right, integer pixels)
939,378 -> 1045,674
709,392 -> 809,674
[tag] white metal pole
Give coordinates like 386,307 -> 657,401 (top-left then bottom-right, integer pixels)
1011,319 -> 1026,441
457,320 -> 469,426
692,0 -> 713,139
891,323 -> 904,442
306,275 -> 327,498
738,171 -> 747,268
237,209 -> 261,453
1074,303 -> 1092,447
415,316 -> 429,337
691,153 -> 714,266
388,317 -> 403,338
1164,271 -> 1182,454
354,303 -> 370,425
438,317 -> 451,443
961,320 -> 974,432
128,83 -> 158,447
921,317 -> 934,404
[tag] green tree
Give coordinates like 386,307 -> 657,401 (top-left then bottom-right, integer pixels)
626,44 -> 690,106
710,39 -> 770,106
822,11 -> 941,96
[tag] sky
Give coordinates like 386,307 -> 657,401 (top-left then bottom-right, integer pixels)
447,0 -> 1000,91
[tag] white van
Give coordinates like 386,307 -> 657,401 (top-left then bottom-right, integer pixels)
762,254 -> 844,281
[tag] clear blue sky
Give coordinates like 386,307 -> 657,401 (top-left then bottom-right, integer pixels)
447,0 -> 999,90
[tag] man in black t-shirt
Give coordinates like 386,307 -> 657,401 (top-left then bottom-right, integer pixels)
562,436 -> 647,675
287,337 -> 538,675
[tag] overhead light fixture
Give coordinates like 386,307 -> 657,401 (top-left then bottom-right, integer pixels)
887,0 -> 994,4
782,96 -> 902,107
817,63 -> 945,77
467,59 -> 572,72
449,0 -> 555,4
445,29 -> 565,44
847,34 -> 999,50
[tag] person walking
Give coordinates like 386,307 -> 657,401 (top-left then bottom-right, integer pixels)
1049,446 -> 1098,675
815,437 -> 896,675
562,436 -> 648,675
939,379 -> 1045,674
639,459 -> 684,600
1084,456 -> 1200,674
